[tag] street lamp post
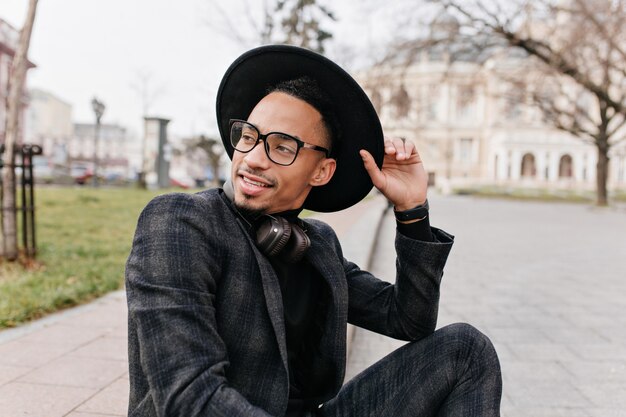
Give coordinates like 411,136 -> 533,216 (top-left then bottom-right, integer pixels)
91,97 -> 105,187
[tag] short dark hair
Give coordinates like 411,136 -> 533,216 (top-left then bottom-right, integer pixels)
267,76 -> 340,156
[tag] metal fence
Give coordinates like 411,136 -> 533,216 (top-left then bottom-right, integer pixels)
0,143 -> 42,258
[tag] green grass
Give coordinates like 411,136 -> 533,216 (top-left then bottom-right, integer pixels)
452,186 -> 626,204
614,190 -> 626,202
0,186 -> 197,328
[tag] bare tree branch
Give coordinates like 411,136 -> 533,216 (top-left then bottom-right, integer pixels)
442,1 -> 626,117
130,70 -> 166,116
372,0 -> 625,205
573,0 -> 626,65
203,0 -> 252,46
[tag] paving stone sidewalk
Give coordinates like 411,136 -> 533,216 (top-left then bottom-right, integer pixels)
345,195 -> 626,417
0,195 -> 386,417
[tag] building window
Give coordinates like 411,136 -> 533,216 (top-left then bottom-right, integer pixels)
428,172 -> 436,186
425,84 -> 439,121
457,85 -> 475,120
392,85 -> 410,119
503,88 -> 523,120
521,153 -> 536,178
1,58 -> 10,92
559,154 -> 573,178
459,138 -> 473,163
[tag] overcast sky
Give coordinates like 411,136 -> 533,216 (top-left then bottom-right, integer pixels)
2,0 -> 401,140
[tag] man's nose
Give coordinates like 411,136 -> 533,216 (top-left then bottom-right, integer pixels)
243,140 -> 271,169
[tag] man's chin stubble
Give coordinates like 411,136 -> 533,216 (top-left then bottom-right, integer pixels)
235,196 -> 267,220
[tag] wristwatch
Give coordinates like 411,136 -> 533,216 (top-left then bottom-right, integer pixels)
394,199 -> 429,222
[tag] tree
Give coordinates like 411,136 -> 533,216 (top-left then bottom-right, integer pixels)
184,135 -> 224,187
1,0 -> 39,260
274,0 -> 336,53
130,69 -> 166,117
205,0 -> 336,53
427,0 -> 626,206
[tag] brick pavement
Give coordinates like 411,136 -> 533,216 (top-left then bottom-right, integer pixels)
345,195 -> 626,417
0,194 -> 386,417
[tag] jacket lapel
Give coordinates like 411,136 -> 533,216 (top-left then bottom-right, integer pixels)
235,215 -> 349,395
235,217 -> 290,374
304,226 -> 349,393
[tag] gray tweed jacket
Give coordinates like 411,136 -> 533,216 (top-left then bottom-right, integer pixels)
125,188 -> 454,417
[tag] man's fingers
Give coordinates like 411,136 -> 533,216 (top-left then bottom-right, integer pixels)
360,149 -> 386,189
403,140 -> 417,159
384,137 -> 415,160
384,139 -> 397,156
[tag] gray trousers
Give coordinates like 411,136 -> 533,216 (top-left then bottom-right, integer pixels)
318,323 -> 502,417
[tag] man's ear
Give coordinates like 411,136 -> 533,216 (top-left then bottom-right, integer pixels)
310,158 -> 336,187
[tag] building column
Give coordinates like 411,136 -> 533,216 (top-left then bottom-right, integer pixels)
536,152 -> 548,184
548,153 -> 559,182
510,150 -> 522,181
492,153 -> 500,180
587,151 -> 597,183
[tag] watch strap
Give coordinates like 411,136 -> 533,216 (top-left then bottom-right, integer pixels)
394,199 -> 429,222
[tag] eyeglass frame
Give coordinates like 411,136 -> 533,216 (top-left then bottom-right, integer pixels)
229,119 -> 331,166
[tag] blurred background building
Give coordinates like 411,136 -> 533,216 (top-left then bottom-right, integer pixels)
358,13 -> 626,193
3,4 -> 624,193
22,85 -> 213,187
24,88 -> 72,179
24,87 -> 137,183
72,122 -> 130,180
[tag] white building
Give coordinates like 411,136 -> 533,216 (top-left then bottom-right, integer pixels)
25,88 -> 73,169
24,88 -> 146,182
358,16 -> 626,193
72,122 -> 130,177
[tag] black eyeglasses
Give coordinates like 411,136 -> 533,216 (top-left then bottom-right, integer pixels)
229,119 -> 330,166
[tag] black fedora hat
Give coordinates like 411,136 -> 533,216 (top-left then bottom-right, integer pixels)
216,44 -> 384,212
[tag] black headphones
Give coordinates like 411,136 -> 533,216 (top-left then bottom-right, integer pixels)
223,180 -> 310,263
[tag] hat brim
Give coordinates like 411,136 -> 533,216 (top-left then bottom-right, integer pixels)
216,45 -> 383,212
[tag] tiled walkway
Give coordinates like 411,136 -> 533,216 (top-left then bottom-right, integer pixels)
0,291 -> 128,416
345,195 -> 626,417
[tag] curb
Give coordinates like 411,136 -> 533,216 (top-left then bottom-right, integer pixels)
0,289 -> 126,344
332,194 -> 389,361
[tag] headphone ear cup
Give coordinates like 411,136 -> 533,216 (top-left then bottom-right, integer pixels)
256,216 -> 292,257
280,223 -> 311,263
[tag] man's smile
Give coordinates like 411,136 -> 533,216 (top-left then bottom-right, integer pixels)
242,177 -> 269,187
237,170 -> 275,196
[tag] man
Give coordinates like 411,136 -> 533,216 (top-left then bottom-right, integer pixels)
126,45 -> 502,417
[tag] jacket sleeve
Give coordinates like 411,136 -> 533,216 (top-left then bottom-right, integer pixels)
345,227 -> 454,341
125,193 -> 275,417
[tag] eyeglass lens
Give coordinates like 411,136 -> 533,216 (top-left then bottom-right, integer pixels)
230,121 -> 299,165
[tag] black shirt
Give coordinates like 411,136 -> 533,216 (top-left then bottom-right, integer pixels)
273,213 -> 435,414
